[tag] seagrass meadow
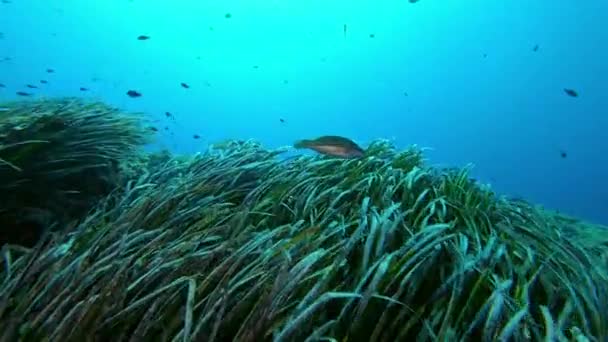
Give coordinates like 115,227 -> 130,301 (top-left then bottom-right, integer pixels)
0,98 -> 607,341
0,98 -> 151,247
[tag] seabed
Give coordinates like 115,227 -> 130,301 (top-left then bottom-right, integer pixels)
1,98 -> 606,341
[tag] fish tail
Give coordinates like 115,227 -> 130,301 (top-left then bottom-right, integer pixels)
293,140 -> 310,149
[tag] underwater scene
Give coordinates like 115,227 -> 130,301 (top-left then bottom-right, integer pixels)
0,0 -> 607,341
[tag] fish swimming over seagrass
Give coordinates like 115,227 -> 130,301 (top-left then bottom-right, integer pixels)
294,135 -> 365,158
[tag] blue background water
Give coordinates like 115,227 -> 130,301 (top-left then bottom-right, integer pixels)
1,1 -> 606,224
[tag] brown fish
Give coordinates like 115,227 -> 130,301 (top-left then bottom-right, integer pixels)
294,135 -> 364,158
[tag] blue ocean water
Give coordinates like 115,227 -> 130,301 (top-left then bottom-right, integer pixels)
0,1 -> 606,224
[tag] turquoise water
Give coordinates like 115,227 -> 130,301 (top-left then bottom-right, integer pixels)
1,1 -> 607,224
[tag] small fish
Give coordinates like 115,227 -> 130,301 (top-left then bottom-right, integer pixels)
25,84 -> 38,89
279,118 -> 285,123
343,24 -> 347,38
180,82 -> 190,89
533,44 -> 539,52
0,32 -> 4,39
560,151 -> 567,158
225,13 -> 232,19
149,126 -> 159,132
165,111 -> 174,119
16,91 -> 33,97
483,53 -> 487,58
564,88 -> 578,97
137,35 -> 150,40
283,80 -> 289,84
0,83 -> 5,88
294,135 -> 365,158
46,68 -> 54,73
126,90 -> 142,98
369,33 -> 375,38
40,80 -> 48,84
1,0 -> 12,4
253,65 -> 259,69
409,0 -> 420,3
403,91 -> 408,96
79,87 -> 88,91
193,134 -> 201,139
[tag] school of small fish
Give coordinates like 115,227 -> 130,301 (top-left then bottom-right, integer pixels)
0,2 -> 580,160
